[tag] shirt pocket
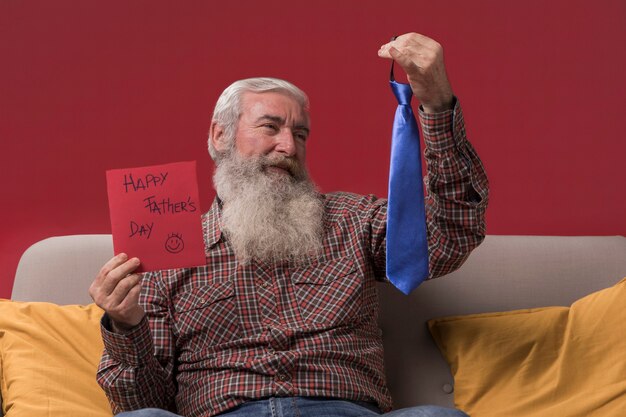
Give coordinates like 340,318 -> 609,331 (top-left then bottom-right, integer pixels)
291,257 -> 361,327
173,281 -> 241,349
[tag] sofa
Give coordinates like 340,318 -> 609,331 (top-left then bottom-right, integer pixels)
2,234 -> 625,416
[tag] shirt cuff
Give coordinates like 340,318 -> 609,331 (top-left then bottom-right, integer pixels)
101,313 -> 154,366
418,97 -> 464,154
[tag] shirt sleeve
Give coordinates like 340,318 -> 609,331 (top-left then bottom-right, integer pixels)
419,98 -> 490,279
96,271 -> 177,413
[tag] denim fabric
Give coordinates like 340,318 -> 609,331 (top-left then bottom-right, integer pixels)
115,397 -> 468,417
116,409 -> 180,417
382,405 -> 469,417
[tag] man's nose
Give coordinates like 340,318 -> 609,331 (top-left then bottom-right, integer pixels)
274,129 -> 297,156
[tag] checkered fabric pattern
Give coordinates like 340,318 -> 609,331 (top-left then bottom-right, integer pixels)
97,100 -> 489,417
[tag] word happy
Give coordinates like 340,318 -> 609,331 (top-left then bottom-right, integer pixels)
123,172 -> 168,193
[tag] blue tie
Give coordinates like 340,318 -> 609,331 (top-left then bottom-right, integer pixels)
386,69 -> 430,295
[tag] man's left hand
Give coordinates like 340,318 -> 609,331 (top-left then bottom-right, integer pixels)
378,32 -> 454,113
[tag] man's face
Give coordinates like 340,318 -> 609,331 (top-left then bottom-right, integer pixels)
213,91 -> 322,263
233,91 -> 310,178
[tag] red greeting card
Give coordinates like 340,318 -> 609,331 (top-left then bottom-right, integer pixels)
106,161 -> 206,272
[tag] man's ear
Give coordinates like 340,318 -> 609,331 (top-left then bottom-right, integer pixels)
209,122 -> 228,153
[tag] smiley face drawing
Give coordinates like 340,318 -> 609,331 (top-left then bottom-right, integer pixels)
165,233 -> 185,254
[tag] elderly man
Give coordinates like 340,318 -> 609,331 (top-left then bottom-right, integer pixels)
89,33 -> 489,417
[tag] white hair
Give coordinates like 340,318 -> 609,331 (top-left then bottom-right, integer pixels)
208,77 -> 309,162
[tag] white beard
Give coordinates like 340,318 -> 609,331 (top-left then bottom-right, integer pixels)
213,152 -> 324,264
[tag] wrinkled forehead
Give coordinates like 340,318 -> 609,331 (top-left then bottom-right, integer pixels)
240,91 -> 310,126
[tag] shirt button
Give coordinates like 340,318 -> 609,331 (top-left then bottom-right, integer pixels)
276,373 -> 290,381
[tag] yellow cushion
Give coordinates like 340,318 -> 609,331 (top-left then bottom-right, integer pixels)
428,277 -> 626,417
0,300 -> 112,417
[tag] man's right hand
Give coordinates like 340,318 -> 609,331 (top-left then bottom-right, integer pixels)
89,253 -> 145,332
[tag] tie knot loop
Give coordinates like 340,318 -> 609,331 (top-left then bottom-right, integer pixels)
390,81 -> 413,105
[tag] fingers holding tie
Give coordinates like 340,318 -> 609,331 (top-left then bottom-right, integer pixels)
378,32 -> 454,113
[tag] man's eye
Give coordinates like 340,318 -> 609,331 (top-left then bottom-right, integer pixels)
263,124 -> 278,132
293,130 -> 308,141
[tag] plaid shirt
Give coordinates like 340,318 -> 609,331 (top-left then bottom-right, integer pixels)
97,100 -> 489,417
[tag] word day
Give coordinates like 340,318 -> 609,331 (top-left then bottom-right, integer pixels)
129,221 -> 154,239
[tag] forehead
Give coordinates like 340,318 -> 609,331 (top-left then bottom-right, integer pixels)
240,91 -> 309,124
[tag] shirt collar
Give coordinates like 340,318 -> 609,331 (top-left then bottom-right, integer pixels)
202,197 -> 223,250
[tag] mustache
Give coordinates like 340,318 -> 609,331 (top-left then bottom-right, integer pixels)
261,156 -> 306,180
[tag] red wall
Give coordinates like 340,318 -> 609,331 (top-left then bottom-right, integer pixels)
1,0 -> 625,298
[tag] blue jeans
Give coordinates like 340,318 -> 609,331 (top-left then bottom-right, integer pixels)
116,397 -> 469,417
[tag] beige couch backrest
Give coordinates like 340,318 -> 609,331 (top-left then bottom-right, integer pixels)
11,235 -> 626,410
